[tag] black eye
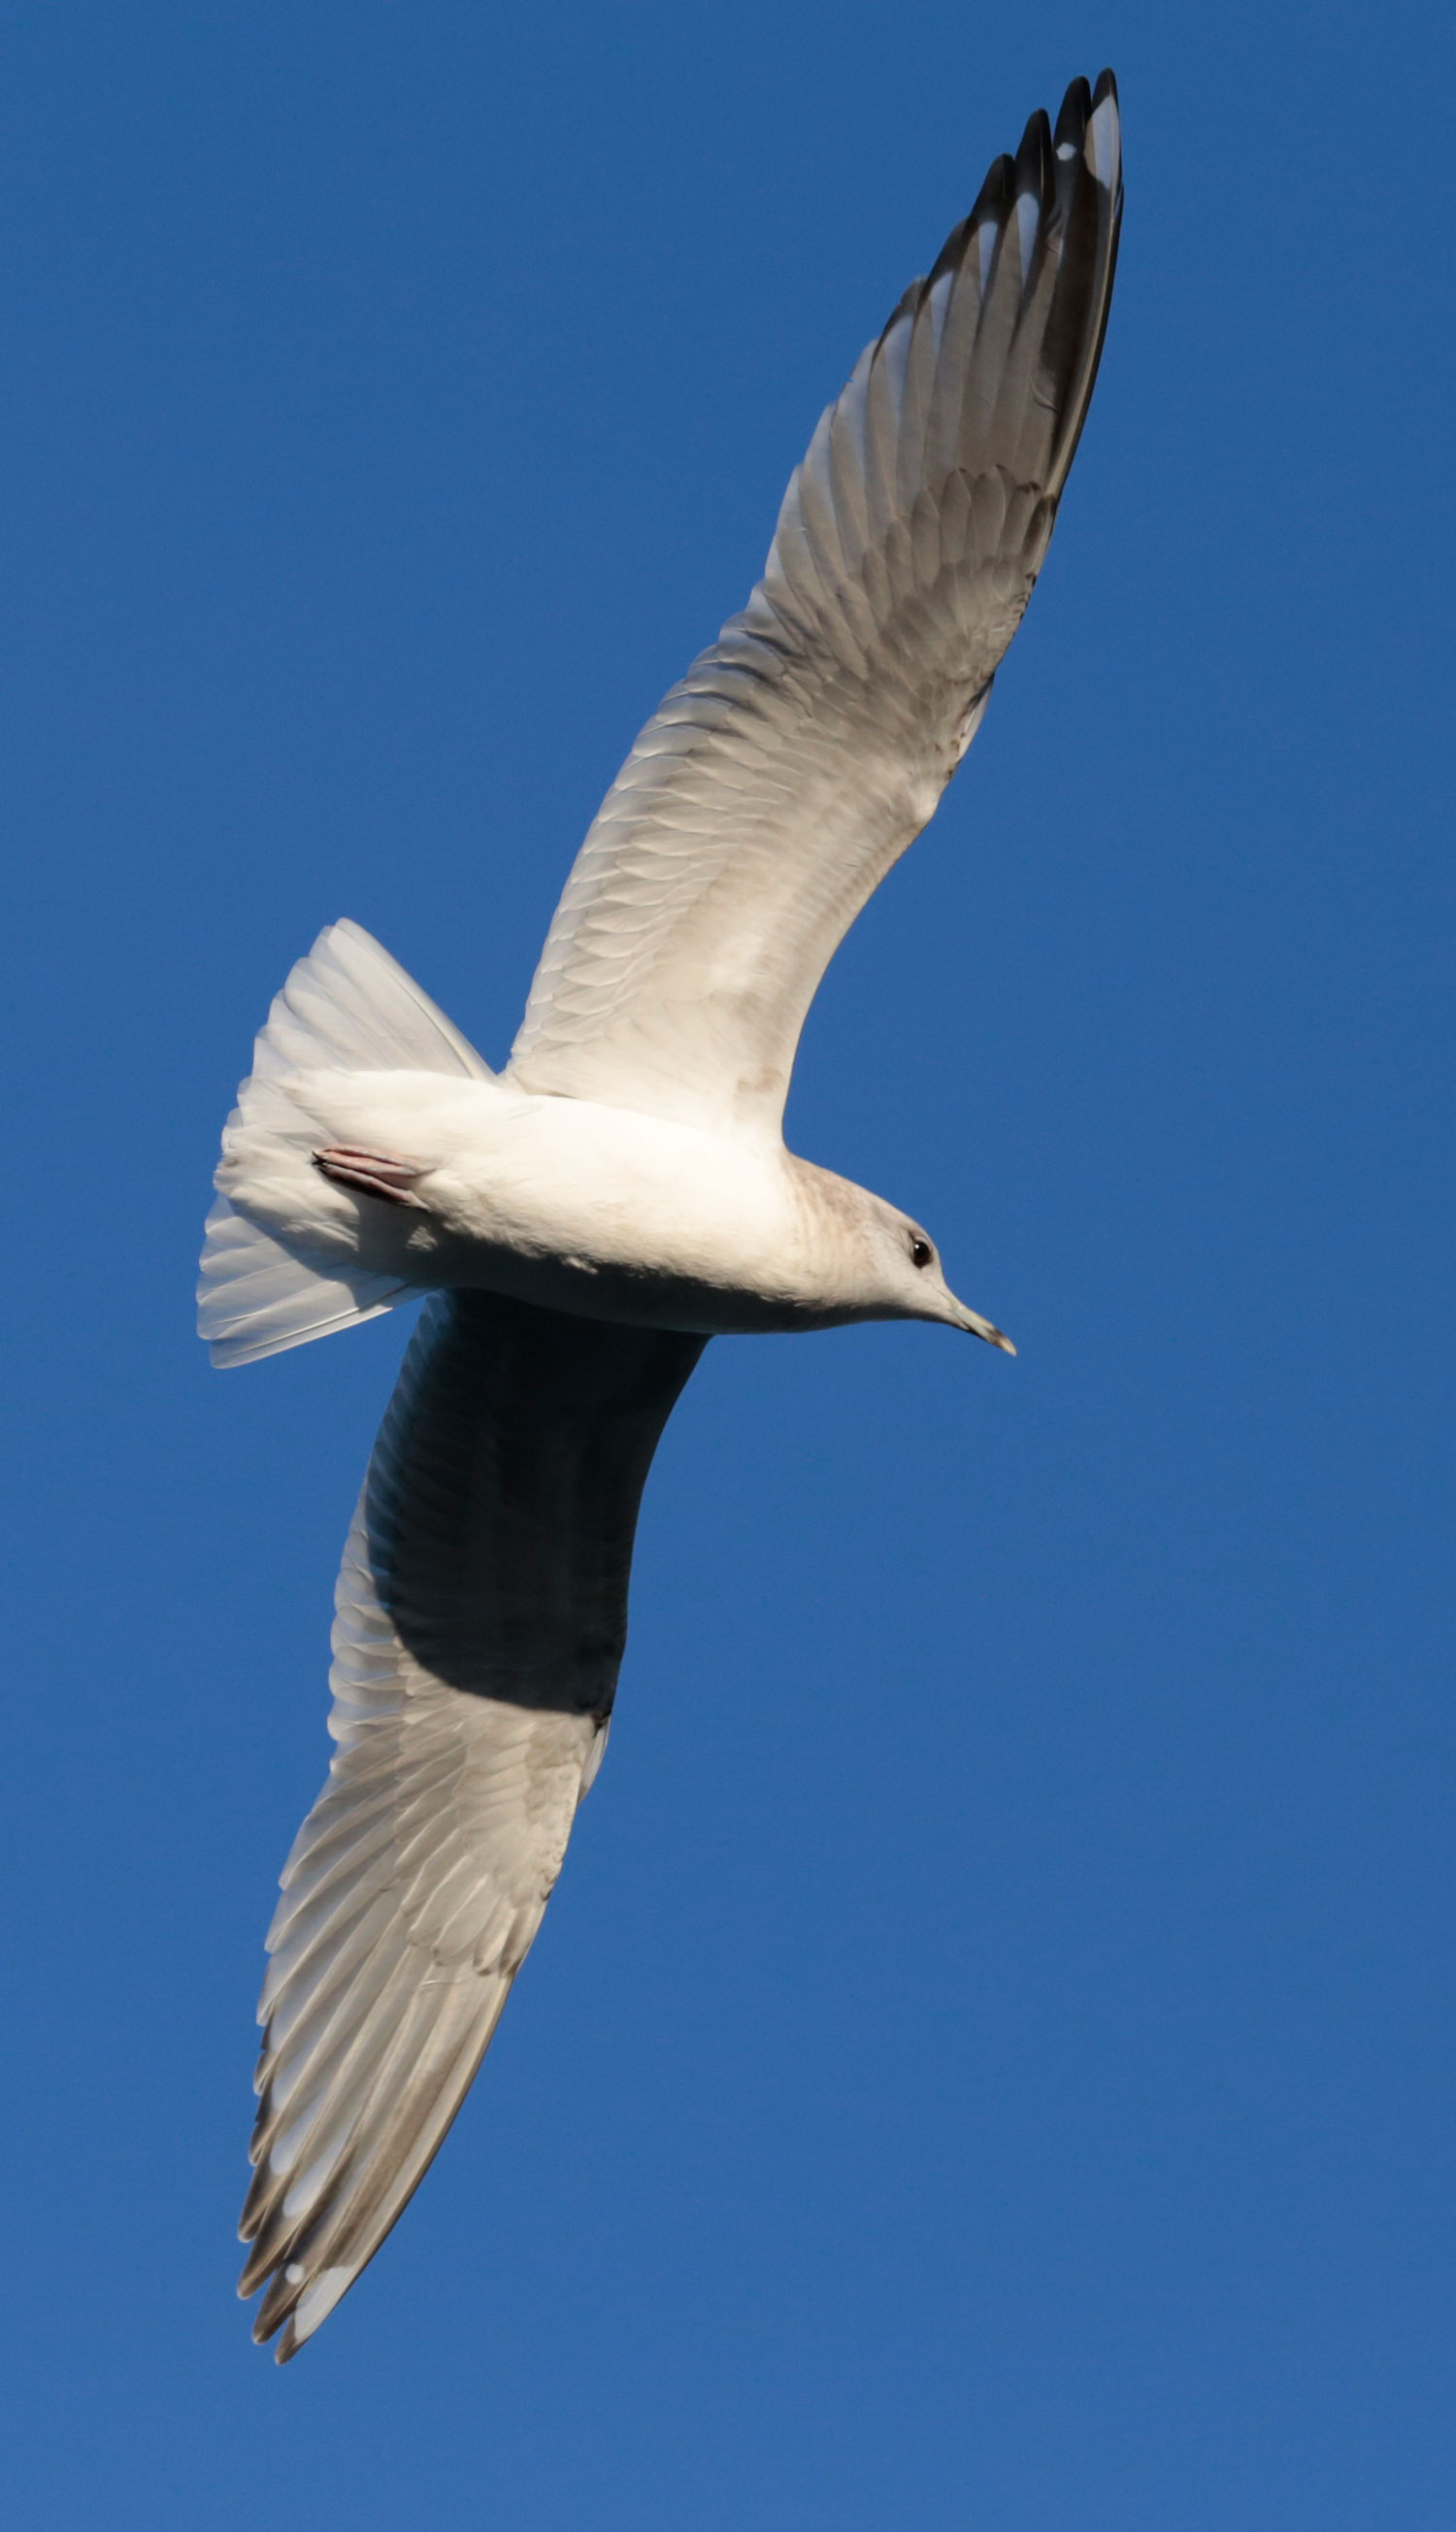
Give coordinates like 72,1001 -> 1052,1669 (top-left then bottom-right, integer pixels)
910,1235 -> 934,1270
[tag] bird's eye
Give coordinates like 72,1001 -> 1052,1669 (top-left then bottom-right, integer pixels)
910,1235 -> 934,1269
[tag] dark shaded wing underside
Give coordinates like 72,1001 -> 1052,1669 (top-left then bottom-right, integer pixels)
240,1293 -> 705,2357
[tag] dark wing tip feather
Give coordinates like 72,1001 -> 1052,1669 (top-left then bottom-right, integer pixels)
886,74 -> 1120,488
1042,70 -> 1122,494
1013,106 -> 1054,208
1054,76 -> 1093,152
969,148 -> 1016,231
872,257 -> 941,373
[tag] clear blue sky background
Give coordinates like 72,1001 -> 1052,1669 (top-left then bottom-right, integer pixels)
3,4 -> 1452,2524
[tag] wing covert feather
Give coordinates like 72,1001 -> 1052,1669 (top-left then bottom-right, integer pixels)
240,1293 -> 705,2358
509,74 -> 1122,1136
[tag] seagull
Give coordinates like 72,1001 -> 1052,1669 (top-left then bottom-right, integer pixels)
199,70 -> 1122,2360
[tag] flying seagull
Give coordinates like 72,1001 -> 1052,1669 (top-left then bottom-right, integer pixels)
200,70 -> 1122,2359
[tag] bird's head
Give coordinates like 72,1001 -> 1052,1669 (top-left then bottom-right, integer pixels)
793,1162 -> 1014,1350
868,1200 -> 1016,1349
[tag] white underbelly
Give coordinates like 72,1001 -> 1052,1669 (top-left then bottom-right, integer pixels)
219,1068 -> 827,1332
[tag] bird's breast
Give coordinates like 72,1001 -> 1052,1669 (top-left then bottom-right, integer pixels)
408,1086 -> 823,1334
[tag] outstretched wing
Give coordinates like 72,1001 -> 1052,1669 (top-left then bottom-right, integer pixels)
240,1291 -> 705,2359
509,73 -> 1121,1140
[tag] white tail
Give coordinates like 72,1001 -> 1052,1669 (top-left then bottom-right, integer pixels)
198,920 -> 491,1369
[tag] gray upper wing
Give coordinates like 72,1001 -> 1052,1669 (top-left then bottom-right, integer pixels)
509,73 -> 1121,1140
240,1291 -> 705,2359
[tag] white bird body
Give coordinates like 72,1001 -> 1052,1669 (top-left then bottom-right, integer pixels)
217,1059 -> 989,1337
200,71 -> 1123,2359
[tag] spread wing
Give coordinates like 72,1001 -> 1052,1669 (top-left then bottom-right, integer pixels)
508,72 -> 1122,1140
239,1291 -> 706,2359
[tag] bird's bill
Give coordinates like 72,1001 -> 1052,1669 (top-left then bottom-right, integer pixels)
957,1304 -> 1016,1354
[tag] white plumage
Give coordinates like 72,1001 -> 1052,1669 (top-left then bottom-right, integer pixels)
203,72 -> 1123,2357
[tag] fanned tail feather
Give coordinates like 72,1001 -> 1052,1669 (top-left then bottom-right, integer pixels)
198,1198 -> 412,1369
198,919 -> 491,1369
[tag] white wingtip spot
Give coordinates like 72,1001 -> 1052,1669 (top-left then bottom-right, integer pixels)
292,2265 -> 355,2343
1088,95 -> 1119,188
1055,139 -> 1077,161
1014,189 -> 1040,281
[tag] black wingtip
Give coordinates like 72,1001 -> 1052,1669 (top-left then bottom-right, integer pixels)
1013,107 -> 1054,207
1092,66 -> 1119,110
969,149 -> 1015,231
1053,77 -> 1092,155
920,212 -> 972,305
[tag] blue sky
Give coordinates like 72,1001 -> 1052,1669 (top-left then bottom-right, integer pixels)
3,3 -> 1453,2524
